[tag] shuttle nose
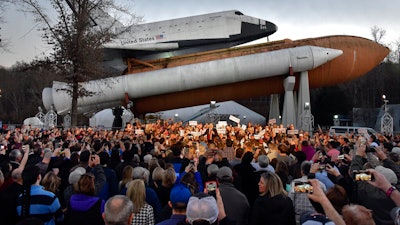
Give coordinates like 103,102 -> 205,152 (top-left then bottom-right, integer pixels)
264,21 -> 278,34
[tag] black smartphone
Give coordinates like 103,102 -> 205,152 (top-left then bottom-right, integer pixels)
365,147 -> 376,153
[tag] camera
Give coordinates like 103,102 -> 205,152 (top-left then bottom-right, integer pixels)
293,181 -> 313,193
353,170 -> 373,181
338,155 -> 345,160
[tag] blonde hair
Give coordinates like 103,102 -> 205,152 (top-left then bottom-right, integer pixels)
120,166 -> 134,189
126,179 -> 146,213
152,167 -> 164,182
41,171 -> 61,194
162,167 -> 177,188
260,171 -> 287,197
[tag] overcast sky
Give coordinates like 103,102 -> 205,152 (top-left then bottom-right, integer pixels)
1,0 -> 399,67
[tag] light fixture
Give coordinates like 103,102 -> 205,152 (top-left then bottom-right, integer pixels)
210,100 -> 216,109
304,102 -> 310,110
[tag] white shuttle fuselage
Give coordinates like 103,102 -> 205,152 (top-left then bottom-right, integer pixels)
101,10 -> 277,71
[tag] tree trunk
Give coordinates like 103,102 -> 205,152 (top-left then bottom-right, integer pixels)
71,81 -> 79,127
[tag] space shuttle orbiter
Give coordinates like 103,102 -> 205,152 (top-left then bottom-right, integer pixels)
104,10 -> 277,71
65,1 -> 277,71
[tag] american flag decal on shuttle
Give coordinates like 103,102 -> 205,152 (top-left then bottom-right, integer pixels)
156,34 -> 164,40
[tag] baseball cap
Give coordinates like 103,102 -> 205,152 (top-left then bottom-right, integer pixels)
170,184 -> 192,208
375,165 -> 398,184
216,166 -> 232,179
68,167 -> 86,184
392,147 -> 400,155
186,193 -> 218,225
300,212 -> 335,225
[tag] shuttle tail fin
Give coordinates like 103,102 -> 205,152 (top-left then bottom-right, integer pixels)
65,0 -> 125,32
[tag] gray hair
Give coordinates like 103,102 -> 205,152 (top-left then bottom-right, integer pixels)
104,195 -> 134,225
132,166 -> 150,185
9,149 -> 22,161
258,155 -> 270,168
207,164 -> 219,176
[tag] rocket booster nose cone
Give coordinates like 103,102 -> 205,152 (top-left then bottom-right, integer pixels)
42,87 -> 54,112
310,46 -> 343,69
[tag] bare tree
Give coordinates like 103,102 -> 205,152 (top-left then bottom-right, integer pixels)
0,0 -> 12,51
17,0 -> 140,127
370,25 -> 386,44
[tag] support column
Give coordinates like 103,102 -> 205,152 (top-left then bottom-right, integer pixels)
282,76 -> 296,127
297,71 -> 311,124
269,94 -> 280,124
297,71 -> 314,133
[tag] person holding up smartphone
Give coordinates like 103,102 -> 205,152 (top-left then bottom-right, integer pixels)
350,141 -> 399,225
306,179 -> 345,225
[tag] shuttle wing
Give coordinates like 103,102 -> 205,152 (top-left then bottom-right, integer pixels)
104,42 -> 179,51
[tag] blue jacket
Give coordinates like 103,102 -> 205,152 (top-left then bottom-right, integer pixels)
156,214 -> 186,225
17,185 -> 64,225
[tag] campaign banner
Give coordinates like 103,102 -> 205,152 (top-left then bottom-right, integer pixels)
189,121 -> 197,126
287,129 -> 299,135
273,128 -> 287,134
229,115 -> 240,124
135,129 -> 144,135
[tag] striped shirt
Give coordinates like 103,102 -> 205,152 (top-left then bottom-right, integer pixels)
17,185 -> 63,225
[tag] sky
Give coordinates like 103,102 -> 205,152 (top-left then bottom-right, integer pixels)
0,0 -> 399,68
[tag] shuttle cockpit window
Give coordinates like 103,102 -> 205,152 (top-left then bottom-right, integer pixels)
234,11 -> 243,15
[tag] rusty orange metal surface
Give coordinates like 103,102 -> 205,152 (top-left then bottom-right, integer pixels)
125,35 -> 389,114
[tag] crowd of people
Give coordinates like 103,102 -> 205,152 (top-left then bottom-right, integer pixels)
1,120 -> 400,225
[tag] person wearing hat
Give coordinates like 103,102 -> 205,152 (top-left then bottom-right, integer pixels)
217,166 -> 250,225
305,179 -> 346,225
63,167 -> 86,209
156,184 -> 192,225
184,191 -> 234,225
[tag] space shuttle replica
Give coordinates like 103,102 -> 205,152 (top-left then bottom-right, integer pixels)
42,9 -> 389,126
101,10 -> 277,71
